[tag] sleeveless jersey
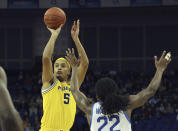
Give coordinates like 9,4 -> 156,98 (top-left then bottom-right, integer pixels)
90,102 -> 132,131
39,80 -> 76,131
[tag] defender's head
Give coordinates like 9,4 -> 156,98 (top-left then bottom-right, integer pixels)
54,57 -> 71,82
95,77 -> 129,116
95,77 -> 118,102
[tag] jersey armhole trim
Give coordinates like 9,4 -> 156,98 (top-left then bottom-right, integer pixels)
123,111 -> 131,124
41,80 -> 58,94
90,103 -> 95,129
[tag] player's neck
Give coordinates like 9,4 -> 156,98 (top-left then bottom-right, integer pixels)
55,76 -> 68,83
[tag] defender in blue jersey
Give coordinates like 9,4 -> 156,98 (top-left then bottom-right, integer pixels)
67,50 -> 171,131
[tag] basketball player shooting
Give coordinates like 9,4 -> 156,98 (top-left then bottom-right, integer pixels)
39,19 -> 89,131
0,67 -> 23,131
67,50 -> 171,131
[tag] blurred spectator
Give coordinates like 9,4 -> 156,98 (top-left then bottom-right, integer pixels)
167,103 -> 174,114
23,117 -> 31,131
149,97 -> 157,104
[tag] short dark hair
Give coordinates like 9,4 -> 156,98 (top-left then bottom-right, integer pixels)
95,77 -> 129,116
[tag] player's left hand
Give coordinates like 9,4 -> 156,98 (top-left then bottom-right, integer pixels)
65,48 -> 80,68
71,20 -> 80,40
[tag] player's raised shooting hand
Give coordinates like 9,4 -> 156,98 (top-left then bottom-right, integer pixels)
47,24 -> 63,38
154,51 -> 171,72
65,48 -> 80,69
71,20 -> 80,41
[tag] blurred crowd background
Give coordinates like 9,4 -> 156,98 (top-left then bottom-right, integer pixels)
0,0 -> 178,130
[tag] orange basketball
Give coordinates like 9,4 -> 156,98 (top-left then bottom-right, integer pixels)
44,7 -> 66,30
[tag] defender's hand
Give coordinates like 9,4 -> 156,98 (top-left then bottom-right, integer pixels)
71,20 -> 80,40
65,48 -> 80,68
154,51 -> 171,72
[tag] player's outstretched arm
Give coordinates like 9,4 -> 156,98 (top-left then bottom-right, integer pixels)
65,49 -> 92,114
129,51 -> 171,110
42,26 -> 62,84
71,20 -> 89,87
0,67 -> 23,131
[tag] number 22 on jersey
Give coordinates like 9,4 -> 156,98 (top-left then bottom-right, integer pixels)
97,115 -> 120,131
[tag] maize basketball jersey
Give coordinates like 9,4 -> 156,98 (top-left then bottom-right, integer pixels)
40,80 -> 76,131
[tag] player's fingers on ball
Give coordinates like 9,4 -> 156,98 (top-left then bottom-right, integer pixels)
47,27 -> 52,32
56,26 -> 61,31
59,24 -> 64,28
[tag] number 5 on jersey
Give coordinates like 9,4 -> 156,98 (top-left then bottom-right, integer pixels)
64,93 -> 70,104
